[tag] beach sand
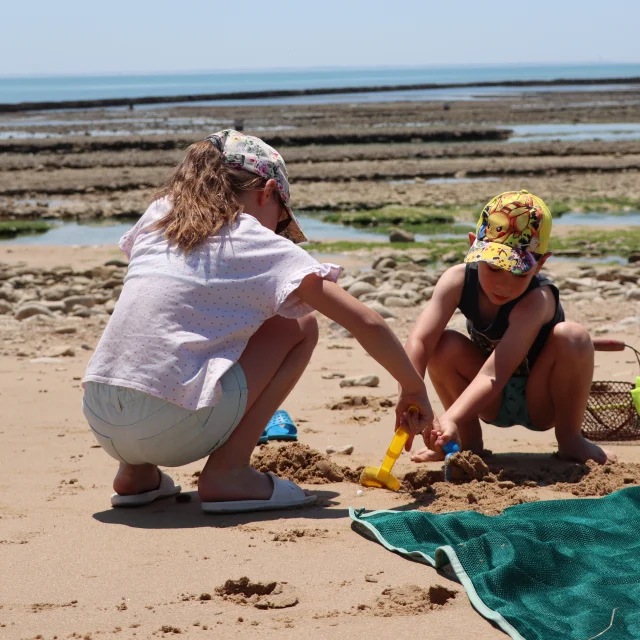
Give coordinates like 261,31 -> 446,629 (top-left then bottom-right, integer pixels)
1,245 -> 639,640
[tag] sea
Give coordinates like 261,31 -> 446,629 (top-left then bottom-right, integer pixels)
1,63 -> 639,107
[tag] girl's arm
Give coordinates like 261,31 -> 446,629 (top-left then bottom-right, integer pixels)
404,264 -> 466,377
295,274 -> 429,442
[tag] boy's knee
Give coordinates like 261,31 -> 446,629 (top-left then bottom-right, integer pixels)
552,322 -> 593,356
428,330 -> 463,373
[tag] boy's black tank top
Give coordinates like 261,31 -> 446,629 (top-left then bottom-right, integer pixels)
457,263 -> 565,376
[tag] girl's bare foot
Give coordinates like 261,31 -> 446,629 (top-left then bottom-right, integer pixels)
113,463 -> 160,496
557,435 -> 616,464
198,464 -> 275,503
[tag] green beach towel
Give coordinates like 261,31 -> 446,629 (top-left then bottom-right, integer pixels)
350,486 -> 640,640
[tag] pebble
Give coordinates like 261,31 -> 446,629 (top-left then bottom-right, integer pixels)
339,375 -> 380,388
356,490 -> 364,497
325,444 -> 354,455
44,346 -> 76,358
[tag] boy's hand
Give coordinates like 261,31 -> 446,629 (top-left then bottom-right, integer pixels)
411,414 -> 461,462
396,389 -> 434,451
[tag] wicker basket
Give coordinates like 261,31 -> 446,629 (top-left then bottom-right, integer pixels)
582,341 -> 640,441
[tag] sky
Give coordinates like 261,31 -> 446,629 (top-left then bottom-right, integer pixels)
3,0 -> 640,77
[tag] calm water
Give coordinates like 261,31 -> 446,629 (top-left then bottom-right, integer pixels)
2,63 -> 639,104
555,211 -> 640,225
510,123 -> 640,143
3,211 -> 638,246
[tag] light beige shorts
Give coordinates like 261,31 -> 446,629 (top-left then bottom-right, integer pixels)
82,363 -> 248,467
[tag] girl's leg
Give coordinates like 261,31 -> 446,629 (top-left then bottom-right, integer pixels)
198,313 -> 319,502
412,330 -> 499,462
526,322 -> 614,464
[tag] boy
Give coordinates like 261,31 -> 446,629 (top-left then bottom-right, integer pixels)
405,190 -> 614,464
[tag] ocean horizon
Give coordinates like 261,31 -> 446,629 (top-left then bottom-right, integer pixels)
1,62 -> 639,106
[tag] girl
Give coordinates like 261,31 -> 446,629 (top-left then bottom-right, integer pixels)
83,129 -> 431,514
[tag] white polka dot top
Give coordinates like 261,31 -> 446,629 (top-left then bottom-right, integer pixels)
83,198 -> 341,410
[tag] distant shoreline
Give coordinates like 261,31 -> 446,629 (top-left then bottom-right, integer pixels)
1,75 -> 639,113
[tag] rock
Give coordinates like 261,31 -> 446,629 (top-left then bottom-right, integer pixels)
347,281 -> 377,299
321,373 -> 346,379
326,445 -> 354,455
629,252 -> 640,264
339,375 -> 380,388
71,307 -> 93,318
389,228 -> 415,243
364,301 -> 396,319
42,301 -> 66,312
104,300 -> 117,315
15,303 -> 54,321
441,251 -> 459,263
0,300 -> 12,314
102,278 -> 123,289
45,346 -> 76,358
54,326 -> 78,334
393,270 -> 421,283
63,295 -> 96,311
0,286 -> 19,303
625,288 -> 640,301
42,285 -> 72,301
104,259 -> 129,268
352,273 -> 378,286
338,275 -> 356,290
384,296 -> 414,308
373,257 -> 397,271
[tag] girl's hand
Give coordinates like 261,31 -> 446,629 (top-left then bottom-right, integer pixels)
396,388 -> 434,452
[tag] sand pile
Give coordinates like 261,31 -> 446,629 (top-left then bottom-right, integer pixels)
252,443 -> 349,484
216,577 -> 298,610
553,460 -> 640,496
419,480 -> 538,516
362,584 -> 456,616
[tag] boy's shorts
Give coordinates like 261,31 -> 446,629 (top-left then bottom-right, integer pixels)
487,376 -> 543,431
82,362 -> 248,467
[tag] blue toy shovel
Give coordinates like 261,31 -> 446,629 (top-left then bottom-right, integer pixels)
442,441 -> 461,481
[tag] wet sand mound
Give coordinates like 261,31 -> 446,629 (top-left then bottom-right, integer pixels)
216,577 -> 298,610
252,443 -> 347,484
367,584 -> 457,616
447,450 -> 490,482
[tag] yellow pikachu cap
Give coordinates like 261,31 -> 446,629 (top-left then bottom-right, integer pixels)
464,190 -> 552,274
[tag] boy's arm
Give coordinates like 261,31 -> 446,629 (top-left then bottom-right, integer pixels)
444,286 -> 555,427
405,264 -> 466,377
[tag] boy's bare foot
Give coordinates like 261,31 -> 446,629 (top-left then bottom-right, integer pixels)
411,440 -> 484,463
557,435 -> 616,465
411,447 -> 445,463
113,463 -> 161,496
